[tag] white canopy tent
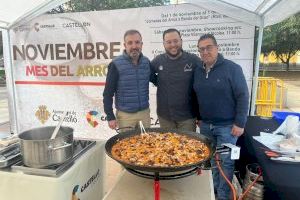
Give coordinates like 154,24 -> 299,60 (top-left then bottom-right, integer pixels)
1,0 -> 300,132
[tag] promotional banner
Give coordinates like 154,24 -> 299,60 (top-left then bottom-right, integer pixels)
10,4 -> 255,140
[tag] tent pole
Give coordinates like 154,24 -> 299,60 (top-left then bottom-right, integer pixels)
250,23 -> 264,116
2,29 -> 19,133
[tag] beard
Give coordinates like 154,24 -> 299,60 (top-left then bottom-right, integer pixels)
165,47 -> 183,58
128,49 -> 141,58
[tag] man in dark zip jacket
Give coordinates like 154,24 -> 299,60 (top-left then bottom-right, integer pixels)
103,30 -> 151,132
194,34 -> 249,200
151,28 -> 201,132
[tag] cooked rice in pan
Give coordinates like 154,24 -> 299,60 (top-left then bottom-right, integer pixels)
111,132 -> 210,167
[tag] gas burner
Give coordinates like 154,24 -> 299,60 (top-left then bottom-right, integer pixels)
11,139 -> 96,177
0,143 -> 22,168
125,167 -> 203,200
125,167 -> 200,180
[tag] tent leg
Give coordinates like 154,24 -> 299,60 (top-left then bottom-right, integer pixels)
2,29 -> 18,133
250,25 -> 264,116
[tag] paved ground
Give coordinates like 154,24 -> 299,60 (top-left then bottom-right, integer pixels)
284,81 -> 300,112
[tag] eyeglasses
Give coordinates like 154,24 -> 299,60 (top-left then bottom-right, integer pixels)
164,39 -> 180,45
198,45 -> 216,53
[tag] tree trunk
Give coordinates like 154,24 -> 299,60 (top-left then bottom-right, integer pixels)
286,62 -> 290,71
285,57 -> 291,71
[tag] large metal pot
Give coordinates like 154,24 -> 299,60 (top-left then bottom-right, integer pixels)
18,126 -> 74,168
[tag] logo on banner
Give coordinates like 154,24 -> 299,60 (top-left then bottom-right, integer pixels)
184,63 -> 193,72
62,21 -> 91,28
34,22 -> 56,32
86,111 -> 100,127
52,110 -> 78,123
34,23 -> 40,32
13,25 -> 31,33
35,105 -> 51,124
86,110 -> 107,127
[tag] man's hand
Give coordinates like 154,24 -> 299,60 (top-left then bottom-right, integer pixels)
108,120 -> 117,130
231,124 -> 244,137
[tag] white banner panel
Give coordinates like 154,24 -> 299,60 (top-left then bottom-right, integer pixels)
10,4 -> 255,140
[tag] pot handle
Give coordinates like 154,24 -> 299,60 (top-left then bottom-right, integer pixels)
49,142 -> 72,151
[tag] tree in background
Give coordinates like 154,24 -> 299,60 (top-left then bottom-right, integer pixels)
50,0 -> 169,13
262,13 -> 300,71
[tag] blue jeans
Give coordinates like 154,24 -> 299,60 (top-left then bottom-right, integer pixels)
200,122 -> 238,200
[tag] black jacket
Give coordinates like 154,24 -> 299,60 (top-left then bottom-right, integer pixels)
151,51 -> 201,121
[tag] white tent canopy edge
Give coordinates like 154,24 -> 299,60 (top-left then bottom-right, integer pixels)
1,0 -> 300,133
188,0 -> 300,27
1,0 -> 300,29
0,0 -> 69,30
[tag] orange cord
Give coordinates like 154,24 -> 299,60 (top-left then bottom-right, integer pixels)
238,167 -> 262,200
215,153 -> 263,200
215,153 -> 237,200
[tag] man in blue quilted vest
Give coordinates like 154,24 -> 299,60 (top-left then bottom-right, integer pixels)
103,30 -> 151,132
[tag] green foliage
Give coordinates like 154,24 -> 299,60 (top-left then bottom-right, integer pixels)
262,13 -> 300,70
50,0 -> 169,13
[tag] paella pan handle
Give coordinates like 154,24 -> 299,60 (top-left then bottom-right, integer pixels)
48,142 -> 72,151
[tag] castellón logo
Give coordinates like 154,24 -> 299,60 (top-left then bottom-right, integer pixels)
35,105 -> 50,124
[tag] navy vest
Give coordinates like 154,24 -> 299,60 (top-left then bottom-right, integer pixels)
113,53 -> 150,112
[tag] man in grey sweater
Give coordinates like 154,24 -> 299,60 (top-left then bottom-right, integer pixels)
150,28 -> 201,131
